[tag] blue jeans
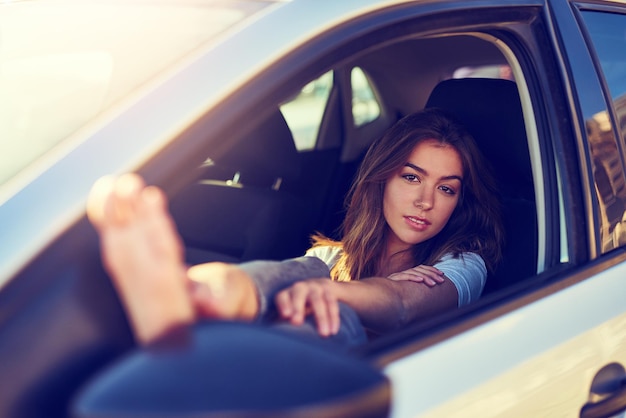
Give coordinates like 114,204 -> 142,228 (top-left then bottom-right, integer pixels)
238,257 -> 367,349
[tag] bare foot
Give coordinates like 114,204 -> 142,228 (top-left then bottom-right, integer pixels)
187,263 -> 259,321
87,174 -> 195,345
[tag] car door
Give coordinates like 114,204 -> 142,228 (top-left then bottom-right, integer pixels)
373,0 -> 626,416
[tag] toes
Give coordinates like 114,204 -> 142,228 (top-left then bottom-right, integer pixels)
87,173 -> 148,228
140,185 -> 182,256
141,186 -> 167,215
109,173 -> 145,225
87,175 -> 116,229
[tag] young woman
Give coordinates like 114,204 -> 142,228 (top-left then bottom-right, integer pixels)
87,108 -> 504,347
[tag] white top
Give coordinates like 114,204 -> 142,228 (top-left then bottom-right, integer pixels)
305,246 -> 487,307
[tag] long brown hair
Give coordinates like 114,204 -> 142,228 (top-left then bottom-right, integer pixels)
313,108 -> 504,281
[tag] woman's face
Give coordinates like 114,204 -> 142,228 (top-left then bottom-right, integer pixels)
383,139 -> 463,255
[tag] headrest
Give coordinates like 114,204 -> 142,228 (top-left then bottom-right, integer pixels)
213,110 -> 301,188
426,78 -> 534,200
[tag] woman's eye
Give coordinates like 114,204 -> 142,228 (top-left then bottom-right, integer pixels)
439,185 -> 457,195
402,173 -> 420,183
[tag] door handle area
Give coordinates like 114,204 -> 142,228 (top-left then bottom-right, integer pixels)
581,363 -> 626,418
581,383 -> 626,418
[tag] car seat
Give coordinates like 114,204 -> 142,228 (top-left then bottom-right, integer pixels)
426,78 -> 538,295
170,109 -> 310,264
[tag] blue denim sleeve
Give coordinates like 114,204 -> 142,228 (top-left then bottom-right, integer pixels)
239,256 -> 367,348
238,256 -> 331,319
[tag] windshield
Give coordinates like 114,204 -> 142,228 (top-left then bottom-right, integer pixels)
0,0 -> 272,190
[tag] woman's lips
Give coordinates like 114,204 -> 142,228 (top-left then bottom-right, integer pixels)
405,215 -> 430,231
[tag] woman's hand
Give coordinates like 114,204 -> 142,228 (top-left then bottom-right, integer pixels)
275,279 -> 340,337
387,265 -> 446,286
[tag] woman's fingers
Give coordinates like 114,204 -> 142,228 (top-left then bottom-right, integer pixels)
288,282 -> 309,325
274,290 -> 293,318
325,289 -> 340,335
307,286 -> 329,335
387,265 -> 445,286
276,283 -> 307,325
275,280 -> 340,337
308,284 -> 340,336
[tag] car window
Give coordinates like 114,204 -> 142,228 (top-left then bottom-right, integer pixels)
580,9 -> 626,252
280,66 -> 384,150
351,67 -> 381,127
452,64 -> 515,81
280,71 -> 334,151
0,0 -> 270,191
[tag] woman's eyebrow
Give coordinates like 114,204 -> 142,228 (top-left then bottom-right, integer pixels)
404,162 -> 463,182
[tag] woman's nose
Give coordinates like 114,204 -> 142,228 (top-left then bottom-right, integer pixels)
414,188 -> 434,210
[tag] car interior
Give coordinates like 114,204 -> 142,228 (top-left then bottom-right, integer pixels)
168,34 -> 539,298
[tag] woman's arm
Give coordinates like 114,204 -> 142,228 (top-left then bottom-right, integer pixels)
334,277 -> 458,332
275,275 -> 457,336
341,253 -> 487,331
275,253 -> 486,335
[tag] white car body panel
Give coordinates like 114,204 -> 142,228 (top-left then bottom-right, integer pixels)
386,258 -> 626,416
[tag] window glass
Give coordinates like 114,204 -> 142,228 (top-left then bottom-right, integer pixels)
280,71 -> 333,151
453,64 -> 515,81
582,12 -> 626,100
351,67 -> 381,127
581,10 -> 626,251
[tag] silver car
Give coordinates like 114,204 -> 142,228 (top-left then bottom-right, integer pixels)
2,0 -> 626,417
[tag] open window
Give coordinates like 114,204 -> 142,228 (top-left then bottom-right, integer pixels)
280,71 -> 334,151
164,26 -> 555,315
